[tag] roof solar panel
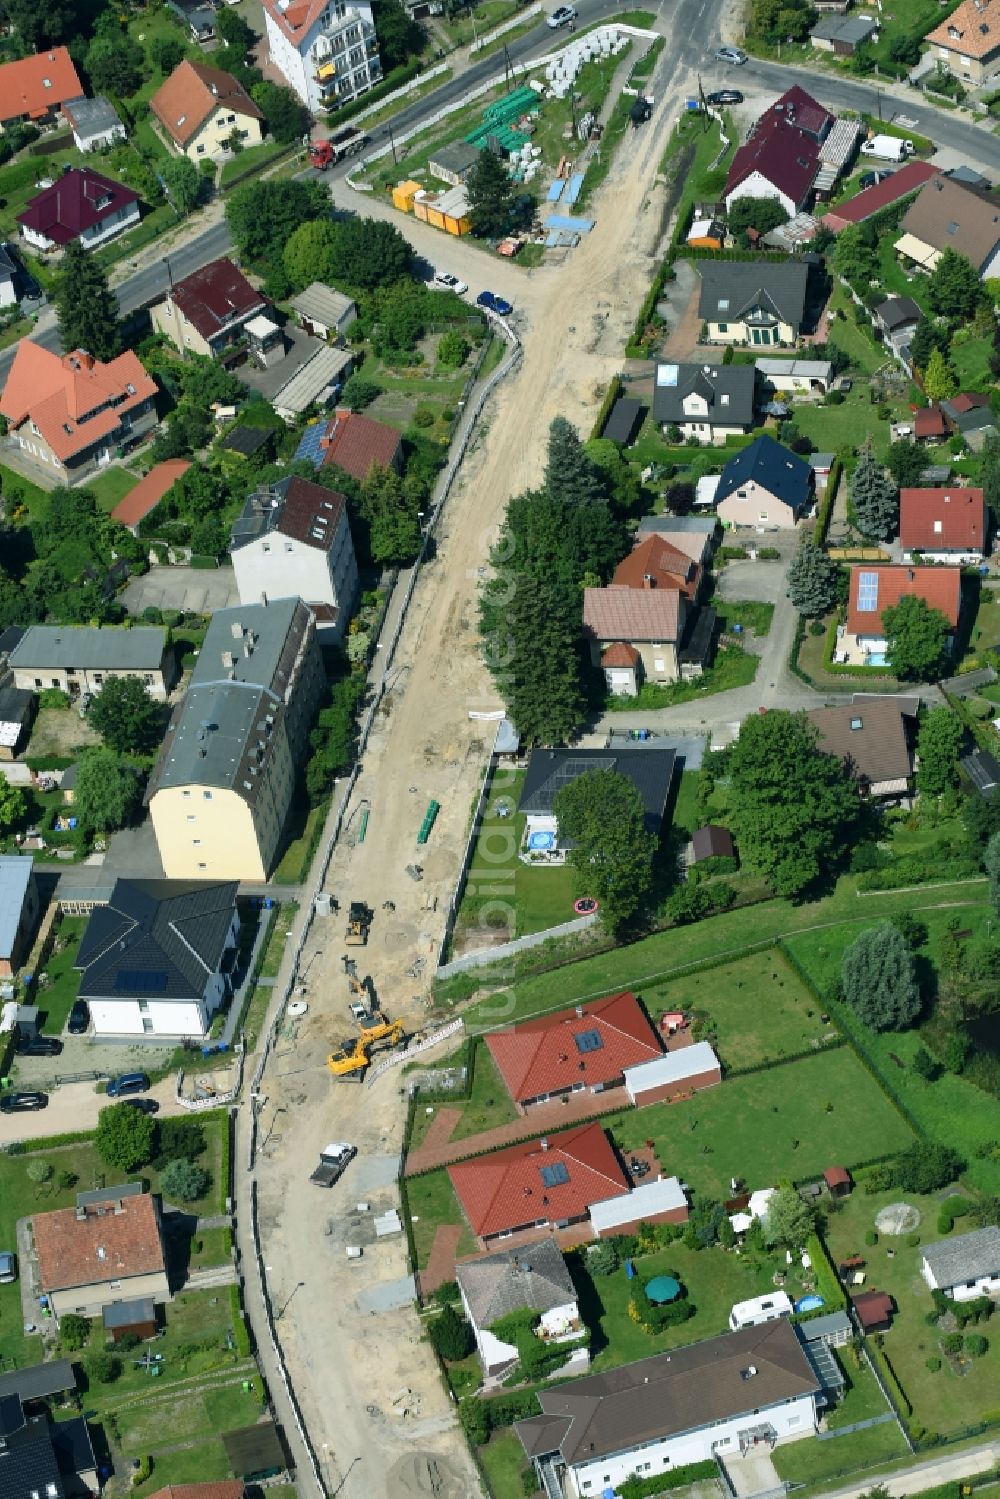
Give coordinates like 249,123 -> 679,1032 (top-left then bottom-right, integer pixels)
857,571 -> 879,612
114,969 -> 169,992
574,1029 -> 604,1053
539,1162 -> 570,1188
294,420 -> 326,471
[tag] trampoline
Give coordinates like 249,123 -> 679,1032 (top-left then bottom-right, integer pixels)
527,831 -> 556,850
646,1275 -> 681,1305
574,897 -> 599,915
795,1295 -> 824,1313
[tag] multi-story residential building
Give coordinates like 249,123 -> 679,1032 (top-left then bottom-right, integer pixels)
261,0 -> 381,114
151,257 -> 269,359
147,599 -> 325,882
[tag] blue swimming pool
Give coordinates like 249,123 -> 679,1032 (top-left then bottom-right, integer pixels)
867,652 -> 887,667
528,831 -> 556,851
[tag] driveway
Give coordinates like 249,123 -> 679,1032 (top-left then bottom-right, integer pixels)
236,324 -> 325,402
0,1075 -> 186,1146
121,565 -> 238,616
723,1449 -> 783,1497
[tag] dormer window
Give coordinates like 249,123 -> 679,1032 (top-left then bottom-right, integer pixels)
125,382 -> 136,395
43,77 -> 51,87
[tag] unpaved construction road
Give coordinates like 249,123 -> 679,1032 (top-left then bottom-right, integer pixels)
254,28 -> 711,1499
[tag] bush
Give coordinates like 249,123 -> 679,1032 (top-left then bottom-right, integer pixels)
941,1331 -> 963,1355
437,330 -> 469,368
588,1239 -> 620,1275
966,1333 -> 988,1357
459,1397 -> 490,1444
131,1456 -> 153,1488
826,389 -> 846,405
865,1229 -> 878,1246
340,373 -> 380,410
39,688 -> 70,709
116,1332 -> 141,1353
428,1303 -> 474,1361
60,1313 -> 90,1351
26,1158 -> 53,1184
906,1232 -> 921,1247
154,1117 -> 207,1164
413,406 -> 436,428
159,1158 -> 211,1203
88,1350 -> 122,1383
432,1279 -> 461,1306
925,1355 -> 941,1372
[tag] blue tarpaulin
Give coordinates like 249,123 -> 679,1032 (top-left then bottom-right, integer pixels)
547,179 -> 565,202
564,172 -> 585,206
625,1257 -> 635,1279
545,213 -> 594,232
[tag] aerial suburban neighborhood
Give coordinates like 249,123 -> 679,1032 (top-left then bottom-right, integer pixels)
2,0 -> 1000,1498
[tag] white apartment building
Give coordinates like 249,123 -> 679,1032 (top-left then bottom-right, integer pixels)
261,0 -> 381,113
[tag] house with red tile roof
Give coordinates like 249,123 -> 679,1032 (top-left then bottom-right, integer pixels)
111,460 -> 191,533
821,161 -> 940,234
18,167 -> 140,252
612,535 -> 703,602
840,565 -> 962,667
33,1188 -> 169,1318
925,0 -> 1000,84
319,408 -> 403,483
150,59 -> 264,161
261,0 -> 380,114
900,486 -> 986,563
485,992 -> 663,1111
0,47 -> 83,128
0,344 -> 159,482
229,475 -> 358,639
151,257 -> 268,359
448,1122 -> 631,1247
914,405 -> 948,442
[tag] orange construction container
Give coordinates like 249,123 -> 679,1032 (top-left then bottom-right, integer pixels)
426,204 -> 446,230
391,179 -> 422,213
412,194 -> 431,222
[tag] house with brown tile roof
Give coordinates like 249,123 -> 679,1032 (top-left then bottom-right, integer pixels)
150,60 -> 263,161
612,535 -> 703,601
900,485 -> 986,562
152,257 -> 268,359
839,565 -> 962,667
583,584 -> 687,689
896,176 -> 1000,279
0,47 -> 83,127
319,408 -> 403,482
807,696 -> 918,797
485,992 -> 663,1110
0,344 -> 158,482
926,0 -> 1000,83
111,460 -> 191,533
32,1189 -> 169,1318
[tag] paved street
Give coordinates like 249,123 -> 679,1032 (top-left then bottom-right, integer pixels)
0,1075 -> 185,1146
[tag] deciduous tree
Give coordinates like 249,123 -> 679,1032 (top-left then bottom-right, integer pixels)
842,921 -> 921,1031
886,439 -> 928,488
787,541 -> 837,617
326,216 -> 412,290
225,178 -> 328,268
916,707 -> 963,797
96,1101 -> 156,1173
90,677 -> 162,754
0,778 -> 26,833
923,346 -> 958,402
54,241 -> 121,362
727,196 -> 788,245
726,711 -> 858,897
251,80 -> 310,144
160,1158 -> 211,1202
217,5 -> 255,47
883,594 -> 951,681
149,35 -> 186,74
850,439 -> 898,541
372,0 -> 424,69
832,224 -> 877,286
554,768 -> 656,933
162,156 -> 201,216
763,1186 -> 813,1249
72,749 -> 142,832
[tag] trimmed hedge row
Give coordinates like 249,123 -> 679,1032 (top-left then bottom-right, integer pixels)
813,457 -> 843,546
870,1341 -> 912,1418
804,1229 -> 848,1312
325,60 -> 423,128
591,372 -> 623,441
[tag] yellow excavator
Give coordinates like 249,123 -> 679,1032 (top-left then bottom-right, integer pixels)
327,1014 -> 406,1079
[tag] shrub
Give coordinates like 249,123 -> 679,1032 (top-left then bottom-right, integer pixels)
827,389 -> 846,405
39,688 -> 70,709
865,1229 -> 878,1246
459,1397 -> 489,1444
432,1279 -> 460,1306
154,1117 -> 207,1164
88,1350 -> 122,1383
116,1332 -> 141,1353
588,1240 -> 620,1275
413,406 -> 436,429
941,1332 -> 963,1355
966,1333 -> 988,1357
159,1158 -> 211,1203
60,1314 -> 90,1351
428,1303 -> 474,1360
925,1355 -> 941,1372
26,1159 -> 53,1184
906,1233 -> 921,1247
131,1456 -> 153,1487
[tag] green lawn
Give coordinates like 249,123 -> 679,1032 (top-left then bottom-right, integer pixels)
639,949 -> 839,1072
821,1186 -> 1000,1436
130,1439 -> 235,1495
477,1431 -> 530,1499
951,335 -> 993,389
0,463 -> 49,519
220,139 -> 290,187
670,771 -> 701,837
273,795 -> 326,884
189,1225 -> 233,1269
113,1377 -> 262,1453
826,285 -> 887,378
771,1419 -> 909,1488
76,1287 -> 244,1410
606,644 -> 759,712
87,467 -> 140,513
601,1048 -> 915,1200
34,917 -> 88,1035
794,389 -> 910,460
967,586 -> 1000,658
258,902 -> 298,980
405,1168 -> 479,1269
450,1046 -> 520,1142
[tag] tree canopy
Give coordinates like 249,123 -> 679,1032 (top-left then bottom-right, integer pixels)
72,749 -> 143,833
90,677 -> 162,754
928,248 -> 983,321
726,710 -> 858,897
467,148 -> 517,239
54,240 -> 121,362
850,439 -> 898,541
763,1186 -> 813,1249
841,922 -> 921,1031
553,768 -> 656,933
923,346 -> 958,402
0,778 -> 27,834
916,707 -> 963,798
787,541 -> 837,617
251,79 -> 311,143
225,178 -> 329,269
372,0 -> 424,69
727,197 -> 789,245
883,595 -> 951,682
162,156 -> 201,216
95,1102 -> 156,1173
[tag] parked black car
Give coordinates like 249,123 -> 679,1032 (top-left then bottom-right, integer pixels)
706,89 -> 744,104
67,1000 -> 90,1035
0,1092 -> 49,1113
14,1036 -> 63,1058
122,1098 -> 160,1116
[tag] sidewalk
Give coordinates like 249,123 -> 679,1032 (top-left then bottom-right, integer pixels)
819,1439 -> 1000,1499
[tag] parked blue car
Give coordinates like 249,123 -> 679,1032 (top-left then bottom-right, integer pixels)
477,290 -> 513,317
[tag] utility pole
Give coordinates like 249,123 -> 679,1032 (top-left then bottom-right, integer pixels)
388,123 -> 398,163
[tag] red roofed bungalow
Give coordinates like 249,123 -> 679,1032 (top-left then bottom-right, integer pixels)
821,161 -> 940,234
900,486 -> 986,563
448,1122 -> 630,1246
485,992 -> 662,1110
844,564 -> 962,666
914,405 -> 947,442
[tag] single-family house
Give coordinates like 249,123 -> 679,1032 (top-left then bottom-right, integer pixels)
152,257 -> 268,358
807,695 -> 918,798
0,856 -> 39,978
74,878 -> 240,1040
652,362 -> 757,444
110,459 -> 192,534
150,60 -> 264,160
229,475 -> 359,640
0,1385 -> 98,1499
32,1187 -> 170,1318
0,244 -> 17,308
896,176 -> 1000,279
900,485 -> 986,562
289,282 -> 358,342
940,392 -> 998,451
455,1240 -> 581,1376
9,624 -> 172,701
914,405 -> 949,443
584,584 -> 688,688
698,261 -> 809,348
517,747 -> 677,856
839,565 -> 962,667
147,599 -> 325,882
261,0 -> 381,114
925,0 -> 1000,83
810,13 -> 878,53
318,408 -> 404,481
0,343 -> 158,481
724,89 -> 832,215
873,296 -> 922,359
0,48 -> 84,129
0,686 -> 36,759
921,1225 -> 1000,1300
588,1176 -> 690,1238
821,161 -> 940,235
624,1041 -> 722,1106
18,167 -> 140,252
715,435 -> 814,530
61,96 -> 126,153
485,991 -> 663,1111
634,514 -> 719,564
612,535 -> 703,601
853,1291 -> 894,1333
516,1320 -> 820,1495
448,1121 -> 631,1248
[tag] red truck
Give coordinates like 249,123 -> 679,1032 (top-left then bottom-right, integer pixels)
309,127 -> 367,169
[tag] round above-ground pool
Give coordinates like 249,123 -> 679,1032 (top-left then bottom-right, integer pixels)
795,1295 -> 824,1313
646,1275 -> 681,1305
527,831 -> 556,850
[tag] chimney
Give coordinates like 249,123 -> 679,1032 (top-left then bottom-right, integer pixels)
575,1004 -> 583,1018
231,621 -> 243,640
539,1137 -> 549,1151
261,591 -> 268,607
643,573 -> 656,589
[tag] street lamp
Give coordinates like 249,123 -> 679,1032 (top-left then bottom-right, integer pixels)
276,1281 -> 305,1320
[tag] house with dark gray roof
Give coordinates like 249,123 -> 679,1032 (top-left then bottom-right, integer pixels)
75,878 -> 240,1040
9,625 -> 173,701
716,435 -> 814,529
698,261 -> 809,347
456,1240 -> 581,1376
516,1319 -> 820,1495
653,362 -> 757,445
518,747 -> 676,856
921,1225 -> 1000,1301
0,1383 -> 97,1499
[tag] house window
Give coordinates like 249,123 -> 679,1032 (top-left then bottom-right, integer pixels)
183,790 -> 191,799
144,674 -> 154,685
34,678 -> 42,688
263,543 -> 271,553
197,144 -> 206,154
717,322 -> 728,332
94,674 -> 103,685
203,791 -> 213,800
186,815 -> 195,823
654,657 -> 665,671
198,862 -> 207,870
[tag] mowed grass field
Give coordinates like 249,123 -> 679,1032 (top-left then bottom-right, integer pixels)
602,1048 -> 915,1200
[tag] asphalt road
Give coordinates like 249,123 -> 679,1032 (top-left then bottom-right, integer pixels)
2,0 -> 999,389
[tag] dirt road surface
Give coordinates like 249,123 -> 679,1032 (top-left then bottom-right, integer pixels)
254,46 -> 699,1499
